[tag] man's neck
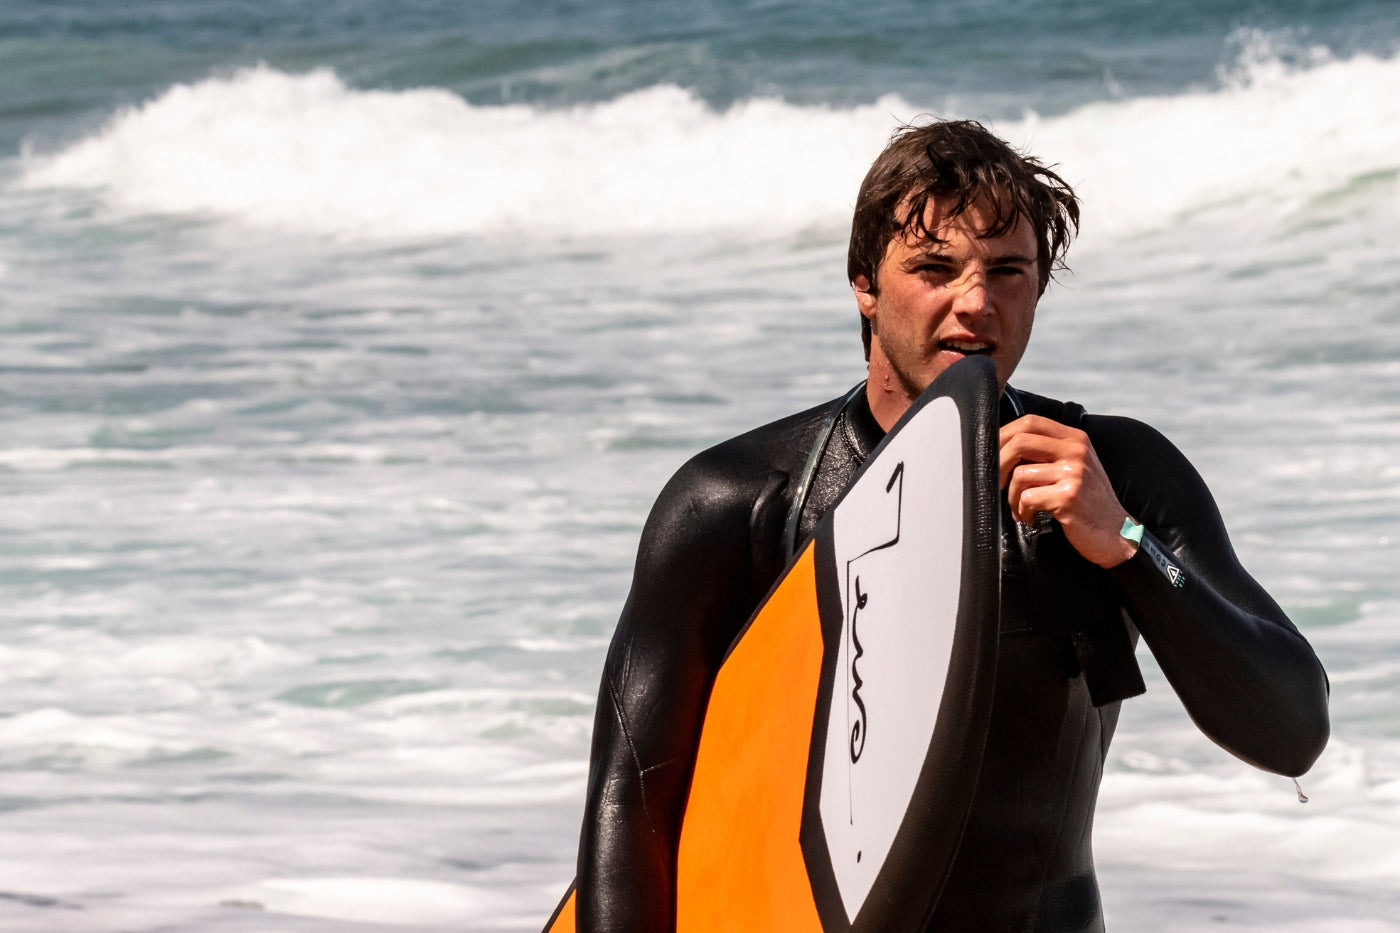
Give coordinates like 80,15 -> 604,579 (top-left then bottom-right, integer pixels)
864,358 -> 917,432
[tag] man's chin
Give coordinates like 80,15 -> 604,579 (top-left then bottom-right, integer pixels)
907,355 -> 1010,396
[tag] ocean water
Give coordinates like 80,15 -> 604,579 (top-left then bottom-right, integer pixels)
1,1 -> 1398,930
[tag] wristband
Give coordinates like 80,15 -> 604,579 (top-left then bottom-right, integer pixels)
1120,516 -> 1144,547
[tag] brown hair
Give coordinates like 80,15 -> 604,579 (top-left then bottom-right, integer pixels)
848,119 -> 1080,358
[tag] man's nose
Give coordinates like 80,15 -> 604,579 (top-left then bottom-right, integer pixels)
951,267 -> 990,316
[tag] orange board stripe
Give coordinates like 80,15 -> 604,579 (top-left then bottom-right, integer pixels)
676,545 -> 826,932
540,549 -> 827,933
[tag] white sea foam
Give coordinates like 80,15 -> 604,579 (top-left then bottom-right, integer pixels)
16,65 -> 897,239
1016,41 -> 1400,242
219,877 -> 517,925
0,631 -> 287,681
16,44 -> 1400,241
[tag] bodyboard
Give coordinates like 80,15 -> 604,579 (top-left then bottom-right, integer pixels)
544,355 -> 1001,932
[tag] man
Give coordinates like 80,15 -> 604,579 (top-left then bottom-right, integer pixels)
575,119 -> 1329,932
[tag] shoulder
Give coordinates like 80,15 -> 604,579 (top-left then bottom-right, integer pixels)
1012,386 -> 1187,467
657,398 -> 836,514
625,396 -> 845,634
1080,412 -> 1201,500
639,397 -> 841,554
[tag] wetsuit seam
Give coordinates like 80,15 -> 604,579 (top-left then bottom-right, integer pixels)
1066,714 -> 1108,932
1098,702 -> 1113,762
603,669 -> 661,837
1035,701 -> 1093,932
1070,710 -> 1107,884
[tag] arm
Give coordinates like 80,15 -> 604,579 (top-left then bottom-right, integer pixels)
1001,414 -> 1329,777
1095,415 -> 1329,776
576,454 -> 787,931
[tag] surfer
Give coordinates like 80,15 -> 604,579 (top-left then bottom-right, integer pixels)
574,119 -> 1329,931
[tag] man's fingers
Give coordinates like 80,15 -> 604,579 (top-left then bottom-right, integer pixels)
999,428 -> 1091,488
1006,462 -> 1082,523
998,414 -> 1078,447
998,414 -> 1135,568
1008,482 -> 1057,525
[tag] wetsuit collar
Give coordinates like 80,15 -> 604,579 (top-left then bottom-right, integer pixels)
844,387 -> 886,461
1000,384 -> 1025,425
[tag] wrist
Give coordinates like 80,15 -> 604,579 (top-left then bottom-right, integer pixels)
1120,515 -> 1144,547
1099,515 -> 1143,569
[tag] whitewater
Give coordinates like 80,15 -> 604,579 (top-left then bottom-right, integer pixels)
16,38 -> 1400,244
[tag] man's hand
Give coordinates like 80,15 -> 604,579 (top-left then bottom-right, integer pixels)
999,415 -> 1137,569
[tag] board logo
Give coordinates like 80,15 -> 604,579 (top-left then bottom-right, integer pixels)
849,578 -> 868,763
845,462 -> 902,771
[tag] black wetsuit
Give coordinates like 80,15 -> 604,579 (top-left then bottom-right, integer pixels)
577,386 -> 1329,933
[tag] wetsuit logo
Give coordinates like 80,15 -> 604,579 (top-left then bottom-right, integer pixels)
1143,537 -> 1186,588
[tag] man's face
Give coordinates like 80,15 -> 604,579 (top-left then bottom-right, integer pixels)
855,198 -> 1040,402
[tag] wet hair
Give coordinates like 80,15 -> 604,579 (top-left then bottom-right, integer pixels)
848,119 -> 1080,359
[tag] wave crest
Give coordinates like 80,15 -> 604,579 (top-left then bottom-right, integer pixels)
17,65 -> 904,239
16,46 -> 1400,241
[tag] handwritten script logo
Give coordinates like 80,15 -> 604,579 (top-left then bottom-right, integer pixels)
849,577 -> 868,763
845,461 -> 904,768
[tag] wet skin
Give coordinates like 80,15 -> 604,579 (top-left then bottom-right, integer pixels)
854,199 -> 1038,406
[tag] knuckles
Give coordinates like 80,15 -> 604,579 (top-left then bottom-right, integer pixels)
1000,420 -> 1124,545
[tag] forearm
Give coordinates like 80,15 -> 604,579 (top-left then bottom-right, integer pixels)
576,679 -> 679,932
1112,529 -> 1329,776
575,613 -> 723,932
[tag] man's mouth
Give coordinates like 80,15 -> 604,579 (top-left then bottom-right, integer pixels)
938,339 -> 993,355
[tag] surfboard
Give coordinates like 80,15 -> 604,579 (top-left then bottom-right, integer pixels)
544,355 -> 1002,933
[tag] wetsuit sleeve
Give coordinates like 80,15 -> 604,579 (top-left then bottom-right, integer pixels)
575,453 -> 787,932
1094,415 -> 1330,777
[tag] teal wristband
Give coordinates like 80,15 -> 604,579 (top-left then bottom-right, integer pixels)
1120,516 -> 1144,547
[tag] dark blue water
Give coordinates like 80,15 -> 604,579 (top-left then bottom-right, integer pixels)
4,0 -> 1397,155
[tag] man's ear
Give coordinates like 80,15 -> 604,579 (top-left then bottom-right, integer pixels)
853,274 -> 877,319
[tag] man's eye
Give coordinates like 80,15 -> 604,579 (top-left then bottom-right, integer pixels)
991,265 -> 1026,276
